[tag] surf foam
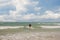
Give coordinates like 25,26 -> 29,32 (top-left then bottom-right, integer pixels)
41,26 -> 60,28
0,26 -> 24,29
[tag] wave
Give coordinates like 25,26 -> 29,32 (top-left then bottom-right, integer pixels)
40,26 -> 60,28
0,26 -> 24,30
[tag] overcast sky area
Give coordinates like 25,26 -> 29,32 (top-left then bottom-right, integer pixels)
0,0 -> 60,22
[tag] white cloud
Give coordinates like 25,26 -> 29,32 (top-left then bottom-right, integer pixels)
1,10 -> 60,22
3,19 -> 16,22
12,0 -> 29,13
6,0 -> 40,21
0,15 -> 5,21
40,10 -> 60,19
0,13 -> 38,22
31,1 -> 39,6
0,15 -> 17,22
2,0 -> 60,22
0,0 -> 12,7
22,14 -> 35,20
9,10 -> 22,20
21,10 -> 60,21
0,0 -> 39,22
1,0 -> 60,22
34,7 -> 41,11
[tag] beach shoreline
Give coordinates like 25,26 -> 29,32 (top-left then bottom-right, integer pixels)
0,32 -> 60,40
0,26 -> 60,40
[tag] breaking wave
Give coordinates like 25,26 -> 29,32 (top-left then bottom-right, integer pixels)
0,26 -> 24,30
40,26 -> 60,28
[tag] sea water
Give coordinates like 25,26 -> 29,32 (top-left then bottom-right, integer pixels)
0,22 -> 39,29
0,22 -> 60,29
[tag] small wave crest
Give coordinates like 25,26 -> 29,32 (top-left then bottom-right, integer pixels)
0,26 -> 24,30
40,26 -> 60,28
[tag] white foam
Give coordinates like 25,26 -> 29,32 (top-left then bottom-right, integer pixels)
26,26 -> 35,29
41,26 -> 60,28
0,26 -> 24,29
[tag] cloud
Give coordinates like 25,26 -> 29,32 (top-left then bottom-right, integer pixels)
0,0 -> 39,22
30,1 -> 39,6
12,0 -> 29,12
21,9 -> 60,21
40,10 -> 60,19
0,0 -> 12,7
22,14 -> 35,20
6,0 -> 40,21
34,7 -> 42,11
1,0 -> 60,22
0,15 -> 16,22
0,10 -> 60,22
0,15 -> 15,22
0,15 -> 5,21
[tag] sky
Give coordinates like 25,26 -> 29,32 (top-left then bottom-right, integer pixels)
0,0 -> 60,22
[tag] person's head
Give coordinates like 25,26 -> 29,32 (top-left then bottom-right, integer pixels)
29,24 -> 31,27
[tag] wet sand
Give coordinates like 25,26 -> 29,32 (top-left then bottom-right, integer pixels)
0,32 -> 60,40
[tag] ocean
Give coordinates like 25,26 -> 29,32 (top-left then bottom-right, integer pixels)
0,22 -> 60,29
0,22 -> 60,40
0,22 -> 60,26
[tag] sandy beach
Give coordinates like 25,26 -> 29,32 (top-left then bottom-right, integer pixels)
0,26 -> 60,40
0,32 -> 60,40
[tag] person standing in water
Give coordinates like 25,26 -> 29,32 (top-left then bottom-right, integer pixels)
29,24 -> 32,28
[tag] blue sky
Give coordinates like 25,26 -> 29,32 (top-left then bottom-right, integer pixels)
0,0 -> 60,22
